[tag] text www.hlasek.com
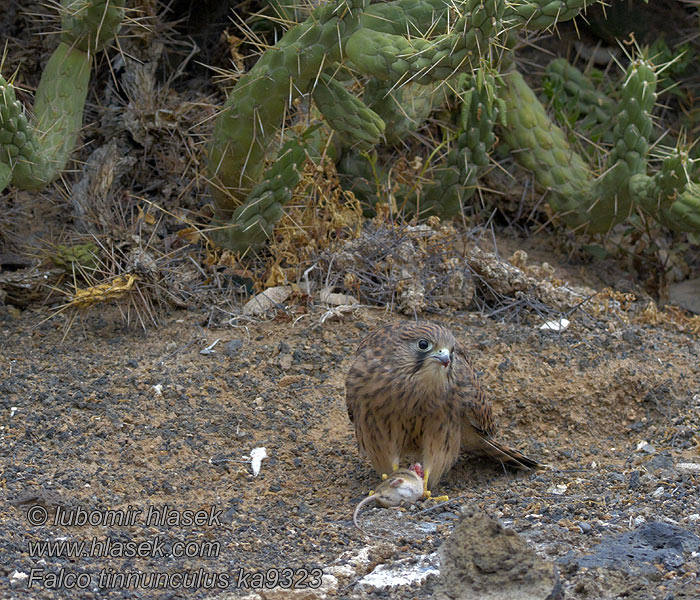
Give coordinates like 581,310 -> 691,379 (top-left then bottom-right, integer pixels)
28,536 -> 219,559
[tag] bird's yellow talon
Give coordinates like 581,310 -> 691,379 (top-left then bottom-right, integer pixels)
432,494 -> 449,502
391,462 -> 399,471
381,473 -> 389,481
423,490 -> 432,499
422,468 -> 431,497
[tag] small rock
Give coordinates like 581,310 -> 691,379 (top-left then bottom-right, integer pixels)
242,286 -> 292,316
437,509 -> 562,600
628,471 -> 641,490
647,452 -> 674,473
677,462 -> 700,474
225,339 -> 244,356
223,507 -> 236,522
9,570 -> 28,589
126,359 -> 139,368
279,354 -> 293,370
621,329 -> 641,345
635,441 -> 655,454
436,511 -> 460,522
10,570 -> 29,588
417,522 -> 438,534
577,521 -> 592,534
560,521 -> 700,574
540,318 -> 569,332
319,286 -> 359,306
669,278 -> 700,314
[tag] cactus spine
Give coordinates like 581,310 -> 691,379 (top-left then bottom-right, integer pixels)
0,0 -> 125,192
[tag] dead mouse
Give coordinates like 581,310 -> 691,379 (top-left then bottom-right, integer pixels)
353,463 -> 424,531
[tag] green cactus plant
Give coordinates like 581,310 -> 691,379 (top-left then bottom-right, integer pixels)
209,137 -> 308,252
0,0 -> 125,192
206,0 -> 598,251
363,79 -> 442,146
543,58 -> 614,143
6,0 -> 697,254
410,68 -> 504,217
500,55 -> 700,233
312,74 -> 385,151
52,242 -> 100,272
334,69 -> 501,219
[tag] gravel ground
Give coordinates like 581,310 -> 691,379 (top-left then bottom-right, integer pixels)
1,285 -> 699,599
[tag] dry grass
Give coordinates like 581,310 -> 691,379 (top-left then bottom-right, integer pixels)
1,0 -> 699,339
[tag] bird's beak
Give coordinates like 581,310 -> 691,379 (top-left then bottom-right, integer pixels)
430,348 -> 451,368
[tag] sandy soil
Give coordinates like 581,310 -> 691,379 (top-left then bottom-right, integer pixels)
2,257 -> 699,599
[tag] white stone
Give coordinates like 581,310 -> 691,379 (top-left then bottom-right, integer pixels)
250,447 -> 268,477
540,318 -> 569,332
243,286 -> 293,316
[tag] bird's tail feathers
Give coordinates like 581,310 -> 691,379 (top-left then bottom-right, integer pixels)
480,437 -> 541,470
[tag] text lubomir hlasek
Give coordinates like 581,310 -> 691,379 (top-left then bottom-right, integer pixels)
52,505 -> 222,527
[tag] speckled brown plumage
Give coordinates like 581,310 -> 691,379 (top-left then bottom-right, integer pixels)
345,321 -> 539,491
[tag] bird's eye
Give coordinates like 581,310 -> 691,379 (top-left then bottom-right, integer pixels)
417,339 -> 432,351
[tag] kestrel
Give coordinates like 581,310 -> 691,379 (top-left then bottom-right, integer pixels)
345,321 -> 539,495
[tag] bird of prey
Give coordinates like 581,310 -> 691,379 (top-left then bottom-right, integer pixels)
345,321 -> 539,495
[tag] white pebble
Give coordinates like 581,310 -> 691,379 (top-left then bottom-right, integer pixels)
677,463 -> 700,474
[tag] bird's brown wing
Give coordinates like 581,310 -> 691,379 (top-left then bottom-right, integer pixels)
451,342 -> 539,470
346,323 -> 400,424
451,342 -> 496,437
345,323 -> 411,477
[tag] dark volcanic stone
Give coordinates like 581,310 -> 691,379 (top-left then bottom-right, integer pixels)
560,522 -> 700,574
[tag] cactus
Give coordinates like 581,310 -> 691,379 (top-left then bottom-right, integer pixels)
210,137 -> 308,252
206,0 -> 598,250
543,58 -> 614,143
501,55 -> 700,233
312,74 -> 385,151
415,68 -> 503,217
363,80 -> 442,146
499,67 -> 594,229
0,0 -> 124,192
52,242 -> 100,272
334,69 -> 502,219
7,0 -> 698,253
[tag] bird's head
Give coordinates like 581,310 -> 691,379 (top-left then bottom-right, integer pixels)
394,323 -> 456,387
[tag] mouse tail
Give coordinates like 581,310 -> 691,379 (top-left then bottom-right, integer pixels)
353,494 -> 377,530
